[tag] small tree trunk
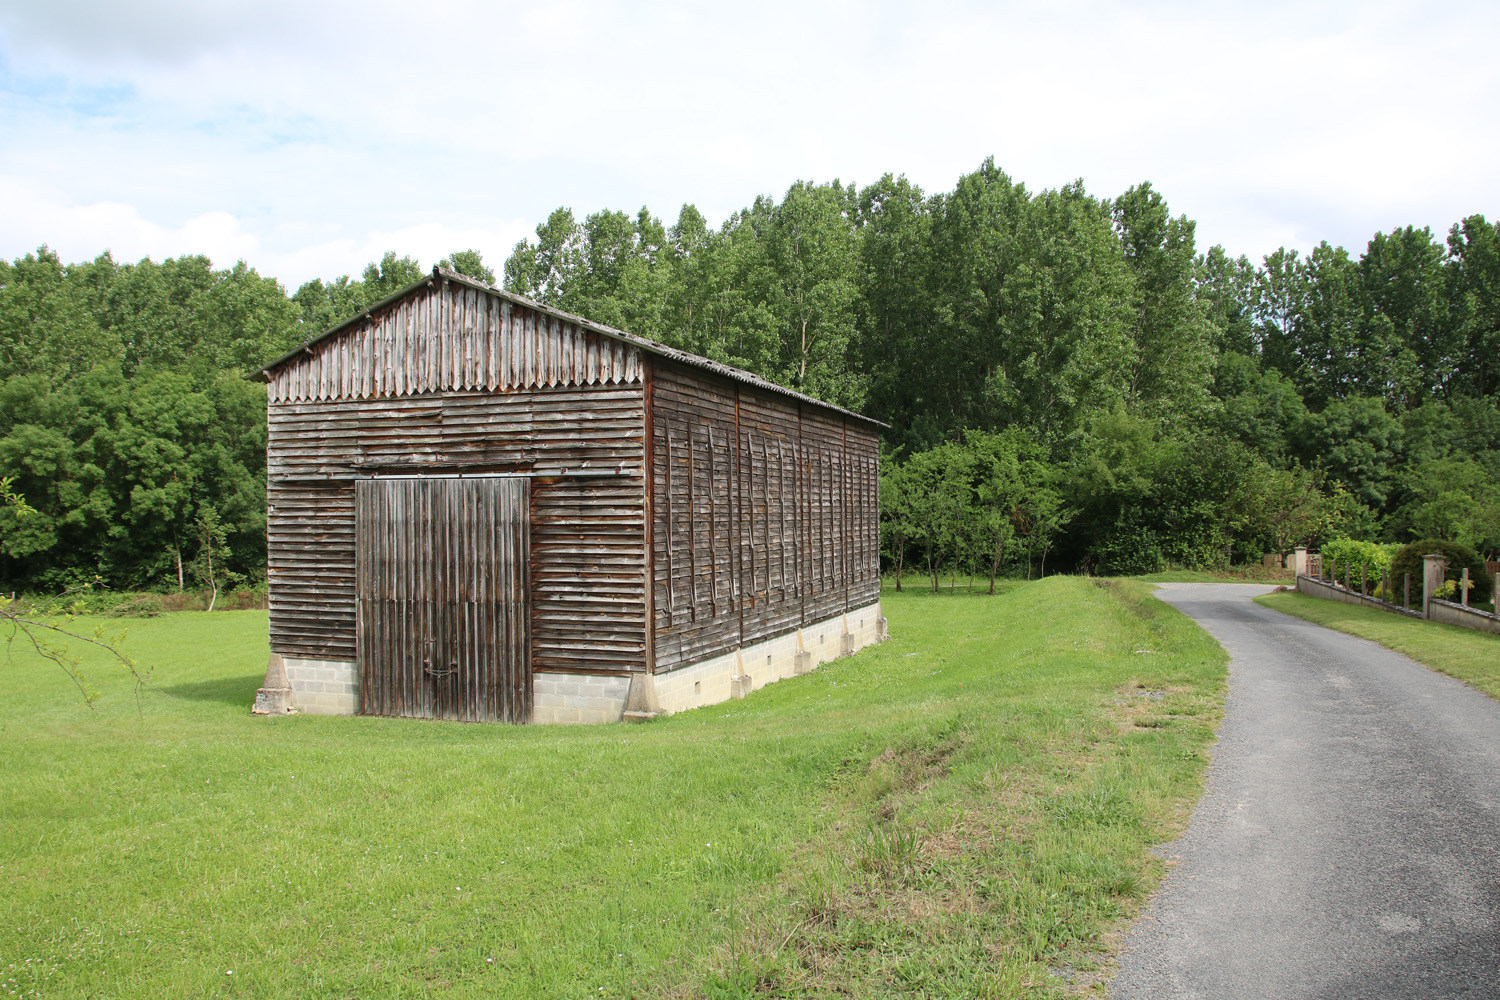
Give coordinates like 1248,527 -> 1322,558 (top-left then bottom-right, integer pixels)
205,544 -> 218,613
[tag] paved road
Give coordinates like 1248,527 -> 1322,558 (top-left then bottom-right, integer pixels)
1110,583 -> 1500,1000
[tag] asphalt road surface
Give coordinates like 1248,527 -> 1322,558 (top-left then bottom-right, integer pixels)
1109,583 -> 1500,1000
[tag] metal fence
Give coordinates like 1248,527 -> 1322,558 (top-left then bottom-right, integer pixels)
1304,556 -> 1423,617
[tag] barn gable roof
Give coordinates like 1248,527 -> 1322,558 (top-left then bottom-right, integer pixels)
252,267 -> 885,428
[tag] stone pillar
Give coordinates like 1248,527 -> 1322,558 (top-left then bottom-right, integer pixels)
1423,553 -> 1447,620
622,672 -> 660,721
252,652 -> 293,715
1292,547 -> 1308,578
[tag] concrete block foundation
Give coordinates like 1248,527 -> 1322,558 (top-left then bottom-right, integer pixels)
535,600 -> 886,724
532,673 -> 632,724
283,656 -> 358,715
263,601 -> 885,723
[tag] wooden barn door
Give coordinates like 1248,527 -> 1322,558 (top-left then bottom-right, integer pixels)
356,477 -> 531,722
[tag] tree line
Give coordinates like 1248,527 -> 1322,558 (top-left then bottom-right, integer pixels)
0,248 -> 492,591
2,158 -> 1498,591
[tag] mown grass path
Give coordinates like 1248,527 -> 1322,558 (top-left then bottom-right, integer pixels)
2,578 -> 1225,999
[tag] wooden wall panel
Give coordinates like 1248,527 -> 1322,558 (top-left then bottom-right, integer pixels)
356,477 -> 530,722
799,407 -> 847,624
846,423 -> 882,608
531,478 -> 646,672
267,482 -> 356,661
737,393 -> 804,647
267,279 -> 642,404
266,383 -> 646,672
649,366 -> 741,672
649,361 -> 883,674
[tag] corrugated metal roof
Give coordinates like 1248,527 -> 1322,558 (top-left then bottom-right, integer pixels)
250,266 -> 887,429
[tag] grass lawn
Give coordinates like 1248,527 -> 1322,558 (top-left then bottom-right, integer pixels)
1256,591 -> 1500,702
1,578 -> 1227,999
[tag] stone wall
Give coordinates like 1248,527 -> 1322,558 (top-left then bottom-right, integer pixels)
1428,600 -> 1500,635
1293,574 -> 1412,613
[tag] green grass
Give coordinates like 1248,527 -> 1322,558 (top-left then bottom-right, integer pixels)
1,579 -> 1228,999
1257,591 -> 1500,701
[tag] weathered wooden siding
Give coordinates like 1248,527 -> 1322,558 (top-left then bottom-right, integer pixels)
267,383 -> 646,672
263,273 -> 880,692
847,422 -> 882,609
799,407 -> 846,625
737,391 -> 804,647
531,476 -> 647,672
267,278 -> 641,404
266,482 -> 357,660
650,362 -> 882,673
356,477 -> 531,722
650,366 -> 742,670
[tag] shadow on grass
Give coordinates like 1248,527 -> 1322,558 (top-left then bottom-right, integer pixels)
163,674 -> 263,706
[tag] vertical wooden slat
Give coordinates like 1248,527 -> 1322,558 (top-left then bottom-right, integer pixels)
355,476 -> 531,723
688,429 -> 698,620
665,430 -> 675,619
745,429 -> 756,607
706,425 -> 716,617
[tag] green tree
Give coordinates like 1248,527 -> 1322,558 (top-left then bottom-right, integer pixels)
903,442 -> 973,592
1197,245 -> 1260,357
439,249 -> 496,284
505,208 -> 583,307
855,174 -> 939,450
0,246 -> 122,382
1360,226 -> 1450,403
878,447 -> 914,591
361,252 -> 425,302
1446,215 -> 1500,397
1395,458 -> 1500,556
1113,182 -> 1215,422
1292,396 -> 1402,516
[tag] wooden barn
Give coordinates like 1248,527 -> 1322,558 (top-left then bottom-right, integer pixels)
250,267 -> 886,723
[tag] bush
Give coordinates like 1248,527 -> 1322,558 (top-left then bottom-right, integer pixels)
1388,539 -> 1492,609
1320,537 -> 1392,581
98,594 -> 165,618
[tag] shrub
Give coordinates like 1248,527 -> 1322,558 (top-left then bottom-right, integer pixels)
1320,537 -> 1393,582
1388,539 -> 1492,609
98,594 -> 165,618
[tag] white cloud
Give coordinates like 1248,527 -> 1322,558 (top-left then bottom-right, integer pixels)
0,175 -> 530,287
1,0 -> 1497,286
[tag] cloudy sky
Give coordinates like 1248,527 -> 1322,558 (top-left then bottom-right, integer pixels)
1,0 -> 1496,289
